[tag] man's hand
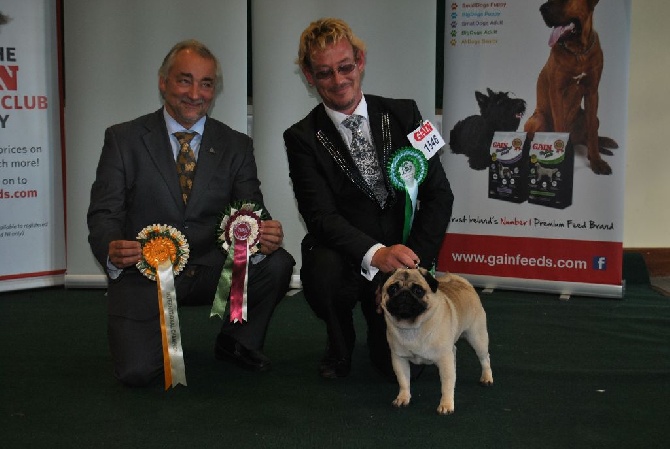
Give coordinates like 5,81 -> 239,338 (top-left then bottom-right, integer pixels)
371,244 -> 419,273
259,220 -> 284,255
108,240 -> 142,268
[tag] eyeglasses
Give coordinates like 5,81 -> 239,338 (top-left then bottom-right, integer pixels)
312,63 -> 357,80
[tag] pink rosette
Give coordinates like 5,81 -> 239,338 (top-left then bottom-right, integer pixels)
211,201 -> 267,322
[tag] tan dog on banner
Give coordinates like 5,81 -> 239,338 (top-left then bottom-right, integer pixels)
380,268 -> 493,415
524,0 -> 618,175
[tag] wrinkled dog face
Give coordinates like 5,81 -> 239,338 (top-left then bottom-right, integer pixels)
383,269 -> 438,323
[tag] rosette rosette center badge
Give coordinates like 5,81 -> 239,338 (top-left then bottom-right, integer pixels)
136,224 -> 189,390
387,147 -> 428,243
211,201 -> 268,322
142,237 -> 177,271
233,221 -> 252,242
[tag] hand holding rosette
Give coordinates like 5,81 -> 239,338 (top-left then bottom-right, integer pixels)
136,224 -> 189,390
211,201 -> 269,322
387,147 -> 428,243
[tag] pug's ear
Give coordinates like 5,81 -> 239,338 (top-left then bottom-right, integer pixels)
375,269 -> 394,289
421,270 -> 439,293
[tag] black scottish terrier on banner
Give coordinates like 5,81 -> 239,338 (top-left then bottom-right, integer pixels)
449,88 -> 526,170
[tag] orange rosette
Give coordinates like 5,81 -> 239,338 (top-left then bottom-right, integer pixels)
136,224 -> 189,281
135,224 -> 189,390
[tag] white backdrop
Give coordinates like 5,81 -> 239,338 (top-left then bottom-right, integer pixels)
2,1 -> 668,292
63,0 -> 438,287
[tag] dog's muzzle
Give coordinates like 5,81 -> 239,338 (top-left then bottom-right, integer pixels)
386,290 -> 428,321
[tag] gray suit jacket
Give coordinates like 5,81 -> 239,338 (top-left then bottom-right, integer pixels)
88,109 -> 266,318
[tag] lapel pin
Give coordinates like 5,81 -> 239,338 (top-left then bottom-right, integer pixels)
209,148 -> 215,154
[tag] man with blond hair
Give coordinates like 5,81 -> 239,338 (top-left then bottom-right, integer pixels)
284,19 -> 453,379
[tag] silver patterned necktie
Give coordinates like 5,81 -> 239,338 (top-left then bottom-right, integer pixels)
341,114 -> 388,206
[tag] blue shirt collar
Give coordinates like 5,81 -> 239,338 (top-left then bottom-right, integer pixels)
163,108 -> 207,136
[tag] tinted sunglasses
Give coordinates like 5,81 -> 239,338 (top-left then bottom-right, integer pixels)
312,62 -> 357,80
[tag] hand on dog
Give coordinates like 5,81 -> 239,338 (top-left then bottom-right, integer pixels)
371,245 -> 419,273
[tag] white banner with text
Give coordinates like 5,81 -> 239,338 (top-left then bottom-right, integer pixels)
0,0 -> 65,292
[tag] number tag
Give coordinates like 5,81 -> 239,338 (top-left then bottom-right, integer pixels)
407,120 -> 444,160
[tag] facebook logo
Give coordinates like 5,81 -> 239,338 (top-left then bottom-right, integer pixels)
593,256 -> 607,271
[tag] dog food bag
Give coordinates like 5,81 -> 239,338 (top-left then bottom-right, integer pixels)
527,132 -> 573,209
488,131 -> 529,203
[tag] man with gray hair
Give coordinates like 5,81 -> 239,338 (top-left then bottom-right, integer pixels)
88,39 -> 294,387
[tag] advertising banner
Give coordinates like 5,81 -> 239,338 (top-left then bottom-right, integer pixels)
0,0 -> 65,292
439,1 -> 630,297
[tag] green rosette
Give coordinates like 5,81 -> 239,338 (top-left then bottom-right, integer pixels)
387,147 -> 428,243
387,147 -> 428,191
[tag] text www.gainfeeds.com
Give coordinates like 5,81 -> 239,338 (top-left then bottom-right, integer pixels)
451,252 -> 589,270
0,188 -> 38,199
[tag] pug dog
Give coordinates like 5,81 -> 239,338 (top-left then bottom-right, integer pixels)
380,268 -> 493,414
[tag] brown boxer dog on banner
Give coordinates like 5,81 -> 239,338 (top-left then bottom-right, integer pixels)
524,0 -> 617,175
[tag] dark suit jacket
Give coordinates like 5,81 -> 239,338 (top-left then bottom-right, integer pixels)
88,109 -> 266,318
283,94 -> 453,269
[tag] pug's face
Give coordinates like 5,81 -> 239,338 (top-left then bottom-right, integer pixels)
381,268 -> 439,325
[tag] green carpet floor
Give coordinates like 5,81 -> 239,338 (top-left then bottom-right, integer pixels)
1,266 -> 669,448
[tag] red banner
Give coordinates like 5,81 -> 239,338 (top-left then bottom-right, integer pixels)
438,234 -> 622,286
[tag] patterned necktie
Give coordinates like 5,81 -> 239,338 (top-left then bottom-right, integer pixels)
341,115 -> 388,206
174,131 -> 197,204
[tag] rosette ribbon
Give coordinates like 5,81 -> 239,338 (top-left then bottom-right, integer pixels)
211,201 -> 267,322
388,147 -> 428,243
136,224 -> 189,390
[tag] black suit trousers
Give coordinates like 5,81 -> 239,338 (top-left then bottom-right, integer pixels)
300,240 -> 392,377
107,248 -> 294,387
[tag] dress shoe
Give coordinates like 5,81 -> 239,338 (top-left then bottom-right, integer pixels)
215,334 -> 272,372
318,345 -> 351,379
318,356 -> 351,379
